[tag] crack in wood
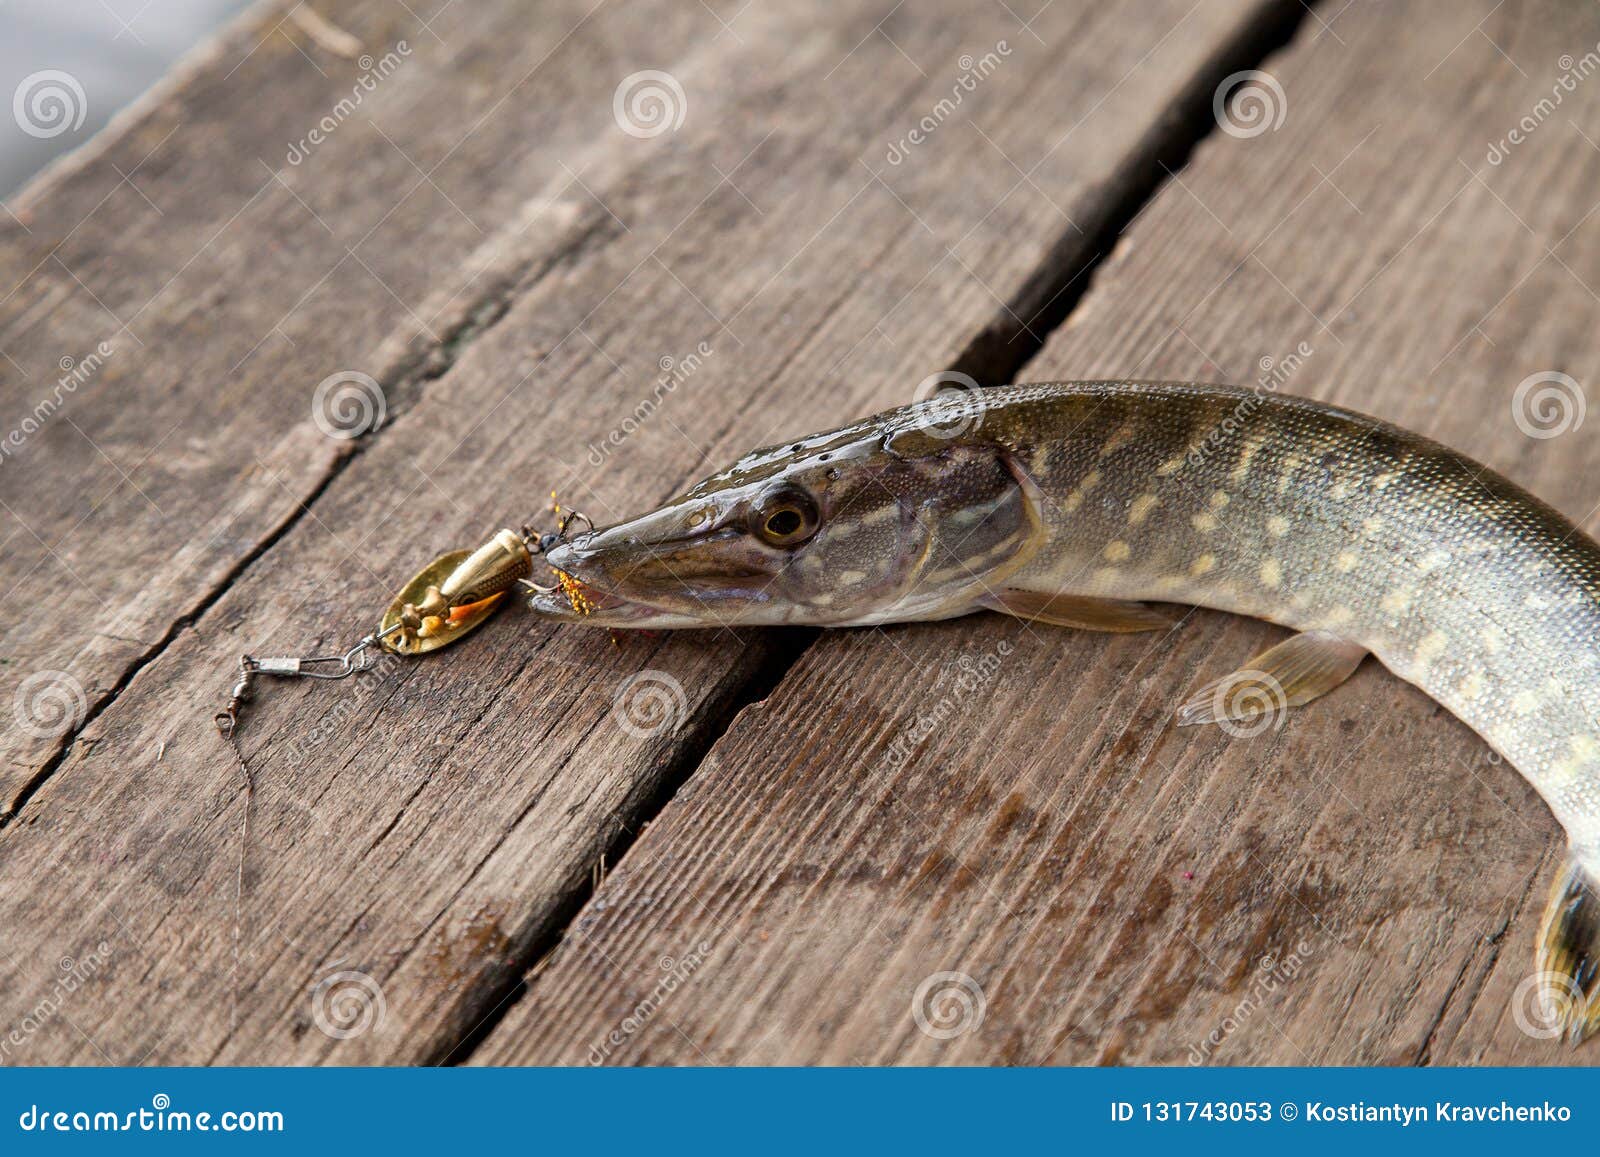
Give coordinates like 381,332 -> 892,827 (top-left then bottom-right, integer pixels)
0,0 -> 1331,1064
0,207 -> 625,831
449,0 -> 1321,1063
1411,846 -> 1552,1065
429,627 -> 819,1064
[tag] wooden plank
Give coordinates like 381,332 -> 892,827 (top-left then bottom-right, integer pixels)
0,0 -> 730,812
0,0 -> 1289,1063
473,0 -> 1600,1064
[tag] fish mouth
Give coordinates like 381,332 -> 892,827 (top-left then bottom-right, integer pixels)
524,567 -> 668,625
524,567 -> 729,628
528,533 -> 777,627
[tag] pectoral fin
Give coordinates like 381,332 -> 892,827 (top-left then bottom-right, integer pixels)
980,589 -> 1173,632
1176,629 -> 1367,727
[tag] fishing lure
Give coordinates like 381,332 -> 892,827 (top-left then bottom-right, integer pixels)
212,497 -> 591,1027
215,497 -> 591,742
222,381 -> 1600,1045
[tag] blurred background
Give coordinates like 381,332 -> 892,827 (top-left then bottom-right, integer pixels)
2,0 -> 253,195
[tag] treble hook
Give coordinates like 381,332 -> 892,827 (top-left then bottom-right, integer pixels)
557,507 -> 594,540
521,494 -> 594,595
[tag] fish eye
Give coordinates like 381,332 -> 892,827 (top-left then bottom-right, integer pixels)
750,486 -> 819,546
766,509 -> 803,536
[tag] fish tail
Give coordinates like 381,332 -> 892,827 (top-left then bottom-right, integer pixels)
1534,857 -> 1600,1045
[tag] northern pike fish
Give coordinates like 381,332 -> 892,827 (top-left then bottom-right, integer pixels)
527,380 -> 1600,1043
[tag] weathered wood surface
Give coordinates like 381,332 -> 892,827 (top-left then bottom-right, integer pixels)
474,0 -> 1600,1064
0,0 -> 1309,1063
0,0 -> 722,814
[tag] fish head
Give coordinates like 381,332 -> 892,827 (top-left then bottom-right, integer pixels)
530,407 -> 1038,628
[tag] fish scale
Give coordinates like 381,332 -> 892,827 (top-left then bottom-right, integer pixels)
530,380 -> 1600,1042
1025,387 -> 1600,826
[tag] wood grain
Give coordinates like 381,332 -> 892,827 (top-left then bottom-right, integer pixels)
0,0 -> 743,812
0,0 -> 1285,1063
474,0 -> 1600,1064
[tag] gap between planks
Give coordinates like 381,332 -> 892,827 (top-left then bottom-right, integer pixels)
0,197 -> 624,830
0,0 -> 1315,1064
436,0 -> 1319,1065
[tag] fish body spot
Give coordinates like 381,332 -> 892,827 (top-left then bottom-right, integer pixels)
1547,759 -> 1581,785
1063,469 -> 1101,513
1380,588 -> 1412,614
1104,540 -> 1131,562
1099,421 -> 1139,459
1266,515 -> 1290,537
1259,559 -> 1282,588
1128,494 -> 1160,525
1229,439 -> 1261,479
1415,630 -> 1449,664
